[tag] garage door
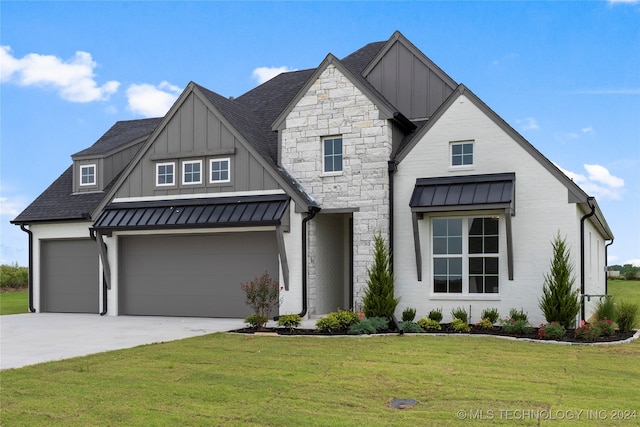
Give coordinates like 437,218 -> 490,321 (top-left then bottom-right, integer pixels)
118,232 -> 279,317
40,239 -> 99,313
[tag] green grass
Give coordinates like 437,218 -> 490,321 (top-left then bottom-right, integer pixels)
609,279 -> 640,307
0,291 -> 28,315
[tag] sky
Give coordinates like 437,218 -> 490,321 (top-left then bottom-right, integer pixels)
1,1 -> 639,268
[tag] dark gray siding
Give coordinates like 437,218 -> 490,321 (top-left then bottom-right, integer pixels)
366,41 -> 454,120
40,239 -> 99,313
115,92 -> 279,199
118,232 -> 279,317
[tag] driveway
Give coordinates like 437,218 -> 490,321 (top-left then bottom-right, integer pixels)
0,313 -> 247,370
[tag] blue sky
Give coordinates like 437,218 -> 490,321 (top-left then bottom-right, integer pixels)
1,1 -> 639,267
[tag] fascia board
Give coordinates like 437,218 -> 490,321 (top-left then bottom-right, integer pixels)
71,134 -> 152,161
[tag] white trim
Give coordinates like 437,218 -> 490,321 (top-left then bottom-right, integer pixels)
79,164 -> 97,186
112,189 -> 286,204
156,162 -> 175,187
209,158 -> 231,184
181,159 -> 203,185
322,136 -> 343,174
449,140 -> 474,168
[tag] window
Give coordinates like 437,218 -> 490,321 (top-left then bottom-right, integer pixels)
451,141 -> 473,167
80,164 -> 96,186
432,216 -> 499,294
156,162 -> 175,186
210,158 -> 230,183
323,137 -> 343,173
182,160 -> 202,185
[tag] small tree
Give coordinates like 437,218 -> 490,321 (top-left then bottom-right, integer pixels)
241,272 -> 280,329
538,233 -> 580,329
362,233 -> 399,319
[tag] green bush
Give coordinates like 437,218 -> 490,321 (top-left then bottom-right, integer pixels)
315,316 -> 341,333
508,308 -> 528,322
481,308 -> 500,324
366,316 -> 390,332
476,318 -> 494,330
241,272 -> 280,328
315,309 -> 361,333
451,307 -> 468,323
277,314 -> 302,330
574,322 -> 602,341
502,318 -> 532,335
0,263 -> 28,289
537,322 -> 566,340
348,320 -> 377,335
428,308 -> 443,322
616,302 -> 639,333
417,317 -> 441,331
362,233 -> 399,318
402,307 -> 417,322
400,321 -> 424,333
244,314 -> 268,329
594,297 -> 616,322
594,318 -> 615,337
451,318 -> 471,333
538,233 -> 580,329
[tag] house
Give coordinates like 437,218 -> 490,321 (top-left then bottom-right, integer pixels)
12,31 -> 613,325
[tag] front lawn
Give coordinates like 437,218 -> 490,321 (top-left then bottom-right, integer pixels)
0,290 -> 28,315
1,333 -> 639,426
609,279 -> 640,307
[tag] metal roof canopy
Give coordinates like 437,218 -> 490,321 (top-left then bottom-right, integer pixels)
92,194 -> 290,233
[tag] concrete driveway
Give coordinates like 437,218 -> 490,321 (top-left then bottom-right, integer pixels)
0,313 -> 246,370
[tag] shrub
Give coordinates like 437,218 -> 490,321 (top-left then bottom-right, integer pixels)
277,314 -> 302,330
538,322 -> 566,340
366,316 -> 390,332
616,302 -> 639,333
594,318 -> 614,337
574,322 -> 602,341
315,309 -> 361,333
402,307 -> 417,322
428,308 -> 443,322
538,233 -> 580,329
0,263 -> 28,289
348,320 -> 377,335
451,307 -> 468,323
400,321 -> 424,333
417,317 -> 441,331
502,318 -> 532,335
244,314 -> 268,329
315,316 -> 341,333
476,318 -> 494,330
594,296 -> 616,322
362,233 -> 400,318
241,272 -> 280,328
451,318 -> 471,333
481,308 -> 500,324
509,308 -> 528,322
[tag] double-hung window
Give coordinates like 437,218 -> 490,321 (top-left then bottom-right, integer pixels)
182,160 -> 202,185
432,216 -> 499,294
210,158 -> 230,183
156,162 -> 175,186
80,164 -> 96,186
323,137 -> 343,174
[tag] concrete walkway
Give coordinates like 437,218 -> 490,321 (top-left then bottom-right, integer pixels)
0,313 -> 247,370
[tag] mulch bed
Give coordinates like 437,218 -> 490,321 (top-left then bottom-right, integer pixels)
231,324 -> 637,343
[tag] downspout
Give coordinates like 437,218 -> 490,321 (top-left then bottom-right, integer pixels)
605,239 -> 614,295
388,160 -> 398,272
19,224 -> 36,313
580,197 -> 596,323
298,206 -> 320,319
90,229 -> 108,316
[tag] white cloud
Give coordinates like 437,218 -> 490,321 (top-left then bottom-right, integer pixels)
1,45 -> 120,102
555,163 -> 625,200
624,259 -> 640,267
251,66 -> 296,84
0,195 -> 26,217
609,0 -> 639,4
581,126 -> 594,134
518,117 -> 540,131
125,81 -> 181,117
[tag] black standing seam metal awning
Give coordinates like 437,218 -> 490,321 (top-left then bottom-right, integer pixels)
92,194 -> 290,233
409,173 -> 516,282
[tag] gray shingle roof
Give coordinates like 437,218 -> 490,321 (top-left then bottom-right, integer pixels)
72,118 -> 161,157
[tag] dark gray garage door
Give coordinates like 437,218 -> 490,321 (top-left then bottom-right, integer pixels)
118,232 -> 279,317
40,239 -> 99,313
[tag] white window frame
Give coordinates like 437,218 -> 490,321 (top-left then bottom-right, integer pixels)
79,164 -> 96,186
431,214 -> 502,297
156,162 -> 175,187
182,160 -> 202,185
209,158 -> 231,183
322,136 -> 343,175
450,140 -> 474,169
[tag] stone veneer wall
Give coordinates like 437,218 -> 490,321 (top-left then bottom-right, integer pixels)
280,64 -> 393,314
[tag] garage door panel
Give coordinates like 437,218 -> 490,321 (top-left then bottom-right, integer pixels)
119,232 -> 278,317
41,239 -> 99,313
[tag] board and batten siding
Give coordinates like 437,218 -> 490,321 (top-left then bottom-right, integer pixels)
114,92 -> 279,199
393,93 -> 583,325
